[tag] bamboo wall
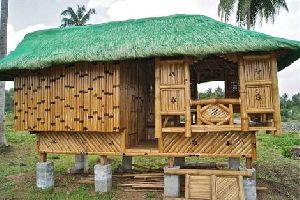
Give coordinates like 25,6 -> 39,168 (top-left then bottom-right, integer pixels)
14,62 -> 120,132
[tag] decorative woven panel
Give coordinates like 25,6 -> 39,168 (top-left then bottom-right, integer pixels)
37,132 -> 121,153
216,177 -> 240,200
199,104 -> 230,125
14,62 -> 120,132
163,132 -> 254,157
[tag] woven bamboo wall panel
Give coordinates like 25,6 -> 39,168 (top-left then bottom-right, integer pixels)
14,62 -> 120,132
216,177 -> 240,200
243,58 -> 271,81
246,86 -> 272,110
163,132 -> 254,156
159,61 -> 185,85
37,132 -> 121,153
160,89 -> 185,112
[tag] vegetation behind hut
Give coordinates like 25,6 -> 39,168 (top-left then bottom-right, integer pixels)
218,0 -> 289,29
60,5 -> 96,27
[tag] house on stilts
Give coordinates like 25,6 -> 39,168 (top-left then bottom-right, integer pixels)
0,14 -> 300,199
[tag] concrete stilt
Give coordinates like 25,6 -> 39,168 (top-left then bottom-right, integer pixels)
36,161 -> 54,189
68,154 -> 88,173
228,157 -> 240,170
164,166 -> 180,197
174,157 -> 185,167
122,156 -> 133,170
94,164 -> 112,193
243,168 -> 257,200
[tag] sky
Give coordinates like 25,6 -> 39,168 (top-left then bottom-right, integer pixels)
3,0 -> 300,96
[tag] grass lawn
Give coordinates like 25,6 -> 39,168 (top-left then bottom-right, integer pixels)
0,115 -> 299,200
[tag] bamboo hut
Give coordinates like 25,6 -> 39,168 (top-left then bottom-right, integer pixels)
0,14 -> 300,198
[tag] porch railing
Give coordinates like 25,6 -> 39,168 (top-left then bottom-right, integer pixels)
191,98 -> 240,127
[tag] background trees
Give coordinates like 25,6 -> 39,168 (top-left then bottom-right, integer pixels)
218,0 -> 289,29
60,5 -> 96,27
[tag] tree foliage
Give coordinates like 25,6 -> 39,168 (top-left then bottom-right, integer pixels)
5,88 -> 13,113
280,93 -> 300,122
198,86 -> 225,99
60,5 -> 96,27
218,0 -> 289,29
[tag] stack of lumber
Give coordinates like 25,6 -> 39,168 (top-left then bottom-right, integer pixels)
77,172 -> 164,192
116,172 -> 164,192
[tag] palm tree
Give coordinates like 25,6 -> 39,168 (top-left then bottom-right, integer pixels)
218,0 -> 289,29
0,0 -> 8,147
60,5 -> 96,27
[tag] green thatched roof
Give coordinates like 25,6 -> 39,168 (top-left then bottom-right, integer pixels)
0,14 -> 300,79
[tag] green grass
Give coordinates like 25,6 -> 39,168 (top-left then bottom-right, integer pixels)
1,114 -> 299,199
256,132 -> 300,200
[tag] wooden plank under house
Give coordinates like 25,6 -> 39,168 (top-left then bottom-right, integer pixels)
0,14 -> 299,196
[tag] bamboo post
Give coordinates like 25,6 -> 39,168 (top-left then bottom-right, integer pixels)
238,58 -> 249,131
167,157 -> 174,168
246,158 -> 253,169
238,175 -> 245,200
39,152 -> 47,162
211,175 -> 216,200
185,174 -> 190,199
100,155 -> 108,166
184,57 -> 191,137
270,56 -> 282,135
121,129 -> 126,152
154,57 -> 162,139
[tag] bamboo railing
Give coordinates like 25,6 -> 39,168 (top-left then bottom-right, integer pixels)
191,98 -> 240,127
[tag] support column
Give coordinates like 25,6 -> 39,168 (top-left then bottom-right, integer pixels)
174,157 -> 185,167
122,156 -> 133,170
164,166 -> 180,198
36,153 -> 54,189
243,168 -> 256,200
94,156 -> 112,193
228,157 -> 240,170
68,154 -> 88,173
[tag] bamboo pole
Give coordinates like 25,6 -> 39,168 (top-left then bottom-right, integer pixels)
154,57 -> 162,139
184,57 -> 191,137
238,58 -> 249,131
270,56 -> 282,135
